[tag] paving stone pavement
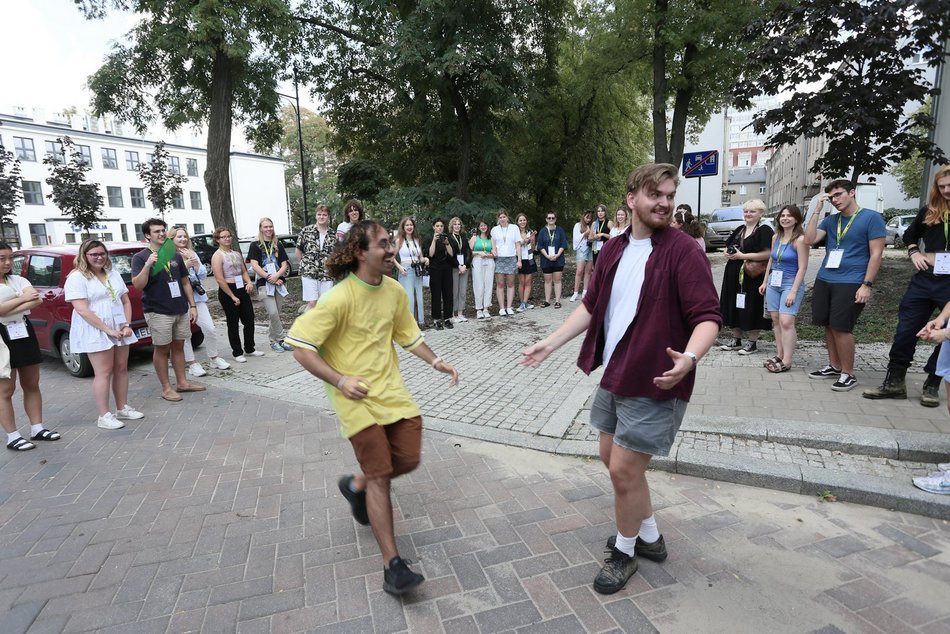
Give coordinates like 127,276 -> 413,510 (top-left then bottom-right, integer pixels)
2,361 -> 950,633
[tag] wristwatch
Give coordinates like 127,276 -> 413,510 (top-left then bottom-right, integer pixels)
862,280 -> 873,288
683,351 -> 698,365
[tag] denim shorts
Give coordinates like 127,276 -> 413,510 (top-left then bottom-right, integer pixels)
588,388 -> 687,457
766,279 -> 805,315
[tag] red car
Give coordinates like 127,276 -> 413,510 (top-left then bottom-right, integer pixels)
12,243 -> 203,377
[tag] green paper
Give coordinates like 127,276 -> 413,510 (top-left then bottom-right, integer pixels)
151,238 -> 177,275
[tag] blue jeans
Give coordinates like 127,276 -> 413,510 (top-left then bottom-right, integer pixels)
399,267 -> 425,324
888,273 -> 950,375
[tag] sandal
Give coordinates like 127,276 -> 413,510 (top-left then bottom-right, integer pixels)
763,355 -> 781,368
554,302 -> 562,309
541,301 -> 551,308
30,429 -> 61,441
767,360 -> 791,373
7,437 -> 36,451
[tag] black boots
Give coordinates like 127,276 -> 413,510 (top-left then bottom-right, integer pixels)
862,368 -> 907,399
921,373 -> 941,408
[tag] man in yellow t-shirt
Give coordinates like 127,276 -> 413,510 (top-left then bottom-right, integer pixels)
287,220 -> 458,596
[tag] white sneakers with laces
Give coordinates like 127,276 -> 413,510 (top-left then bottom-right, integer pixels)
188,362 -> 207,377
97,412 -> 124,430
116,405 -> 144,420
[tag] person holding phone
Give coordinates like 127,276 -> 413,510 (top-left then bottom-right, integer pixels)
427,218 -> 455,330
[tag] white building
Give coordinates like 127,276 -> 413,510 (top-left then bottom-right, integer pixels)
0,108 -> 288,247
676,110 -> 728,218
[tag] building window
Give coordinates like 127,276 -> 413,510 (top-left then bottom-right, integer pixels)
194,223 -> 205,234
22,181 -> 44,205
172,192 -> 184,209
759,185 -> 766,195
77,144 -> 92,166
739,185 -> 748,196
29,224 -> 49,246
189,191 -> 202,209
107,186 -> 124,207
121,224 -> 128,241
145,153 -> 154,165
64,234 -> 77,244
125,150 -> 140,171
134,224 -> 145,241
44,140 -> 63,163
102,147 -> 118,169
186,158 -> 198,177
1,223 -> 21,248
130,187 -> 146,208
169,156 -> 181,175
14,137 -> 36,161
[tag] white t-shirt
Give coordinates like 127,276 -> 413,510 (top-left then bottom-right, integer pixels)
0,275 -> 34,322
603,236 -> 653,367
573,223 -> 591,253
491,224 -> 520,258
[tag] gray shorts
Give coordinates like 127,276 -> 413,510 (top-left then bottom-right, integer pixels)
145,312 -> 190,346
588,388 -> 687,457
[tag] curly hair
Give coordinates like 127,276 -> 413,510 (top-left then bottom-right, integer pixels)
326,220 -> 386,280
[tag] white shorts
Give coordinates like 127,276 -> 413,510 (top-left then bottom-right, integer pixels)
302,277 -> 334,302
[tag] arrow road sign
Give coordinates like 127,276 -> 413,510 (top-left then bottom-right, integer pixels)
682,150 -> 719,178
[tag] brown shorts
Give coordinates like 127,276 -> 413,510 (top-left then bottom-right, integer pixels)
349,416 -> 423,479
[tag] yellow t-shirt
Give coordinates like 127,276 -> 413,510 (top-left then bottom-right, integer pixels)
285,273 -> 425,438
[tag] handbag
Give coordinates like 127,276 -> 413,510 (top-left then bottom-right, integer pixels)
743,259 -> 768,279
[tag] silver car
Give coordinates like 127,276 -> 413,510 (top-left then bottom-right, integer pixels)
885,215 -> 916,248
238,235 -> 300,276
703,207 -> 744,252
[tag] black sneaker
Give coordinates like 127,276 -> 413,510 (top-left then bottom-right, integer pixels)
593,547 -> 638,595
808,365 -> 841,379
719,338 -> 742,351
737,341 -> 758,355
383,556 -> 424,595
444,319 -> 454,329
606,535 -> 668,563
831,374 -> 857,392
435,320 -> 444,330
338,475 -> 369,525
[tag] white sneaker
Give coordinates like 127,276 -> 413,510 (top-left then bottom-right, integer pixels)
499,308 -> 507,317
187,362 -> 207,377
912,471 -> 950,495
234,355 -> 248,363
458,315 -> 468,322
247,351 -> 265,357
210,357 -> 231,370
116,405 -> 144,420
507,307 -> 516,315
570,292 -> 579,302
97,412 -> 124,430
527,303 -> 535,309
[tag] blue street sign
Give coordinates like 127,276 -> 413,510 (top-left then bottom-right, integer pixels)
682,150 -> 719,178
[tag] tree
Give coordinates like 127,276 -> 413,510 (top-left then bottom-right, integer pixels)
296,0 -> 567,201
0,143 -> 23,230
75,0 -> 298,236
139,141 -> 188,219
44,136 -> 104,235
336,159 -> 388,202
891,100 -> 932,200
734,0 -> 950,184
277,106 -> 335,229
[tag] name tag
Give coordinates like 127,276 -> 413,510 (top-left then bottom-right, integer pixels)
934,252 -> 950,275
456,254 -> 464,266
826,249 -> 844,269
234,276 -> 244,289
769,270 -> 783,287
547,246 -> 556,257
112,305 -> 126,326
168,282 -> 182,298
736,293 -> 746,309
265,262 -> 278,275
5,320 -> 28,340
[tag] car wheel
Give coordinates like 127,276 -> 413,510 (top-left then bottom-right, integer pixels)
191,329 -> 205,349
59,333 -> 93,378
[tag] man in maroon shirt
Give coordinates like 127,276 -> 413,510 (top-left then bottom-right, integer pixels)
523,163 -> 721,594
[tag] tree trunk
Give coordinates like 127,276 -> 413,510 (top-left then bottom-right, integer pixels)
668,43 -> 699,169
651,0 -> 671,164
205,48 -> 236,236
446,75 -> 472,200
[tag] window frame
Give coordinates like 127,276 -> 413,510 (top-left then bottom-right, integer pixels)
101,147 -> 119,169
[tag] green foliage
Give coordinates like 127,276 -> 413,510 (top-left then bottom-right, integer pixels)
43,136 -> 104,233
138,141 -> 188,219
891,100 -> 933,201
336,159 -> 389,202
278,105 -> 335,229
735,0 -> 950,183
0,144 -> 22,225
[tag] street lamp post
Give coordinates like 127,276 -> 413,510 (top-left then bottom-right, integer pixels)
278,66 -> 309,228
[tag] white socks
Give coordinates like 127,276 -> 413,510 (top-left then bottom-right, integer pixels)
614,532 -> 637,556
31,424 -> 44,436
638,515 -> 660,543
7,431 -> 22,444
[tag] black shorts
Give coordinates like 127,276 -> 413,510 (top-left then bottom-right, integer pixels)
541,266 -> 564,274
519,258 -> 537,274
811,279 -> 865,333
0,318 -> 42,369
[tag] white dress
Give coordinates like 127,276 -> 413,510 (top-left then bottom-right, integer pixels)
64,270 -> 138,353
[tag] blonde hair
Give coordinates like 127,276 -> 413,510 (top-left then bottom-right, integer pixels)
256,217 -> 278,248
925,165 -> 950,225
74,239 -> 112,278
448,216 -> 465,234
743,198 -> 767,213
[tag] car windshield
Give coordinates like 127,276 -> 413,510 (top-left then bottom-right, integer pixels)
111,253 -> 135,285
710,208 -> 744,223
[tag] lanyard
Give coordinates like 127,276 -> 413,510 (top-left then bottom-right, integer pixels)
406,238 -> 418,261
104,275 -> 117,302
453,234 -> 463,252
547,227 -> 556,245
774,240 -> 790,267
262,241 -> 274,260
944,211 -> 949,250
499,225 -> 511,245
835,209 -> 861,246
218,248 -> 239,269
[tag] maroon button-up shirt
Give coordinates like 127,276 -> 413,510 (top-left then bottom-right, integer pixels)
578,226 -> 722,402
